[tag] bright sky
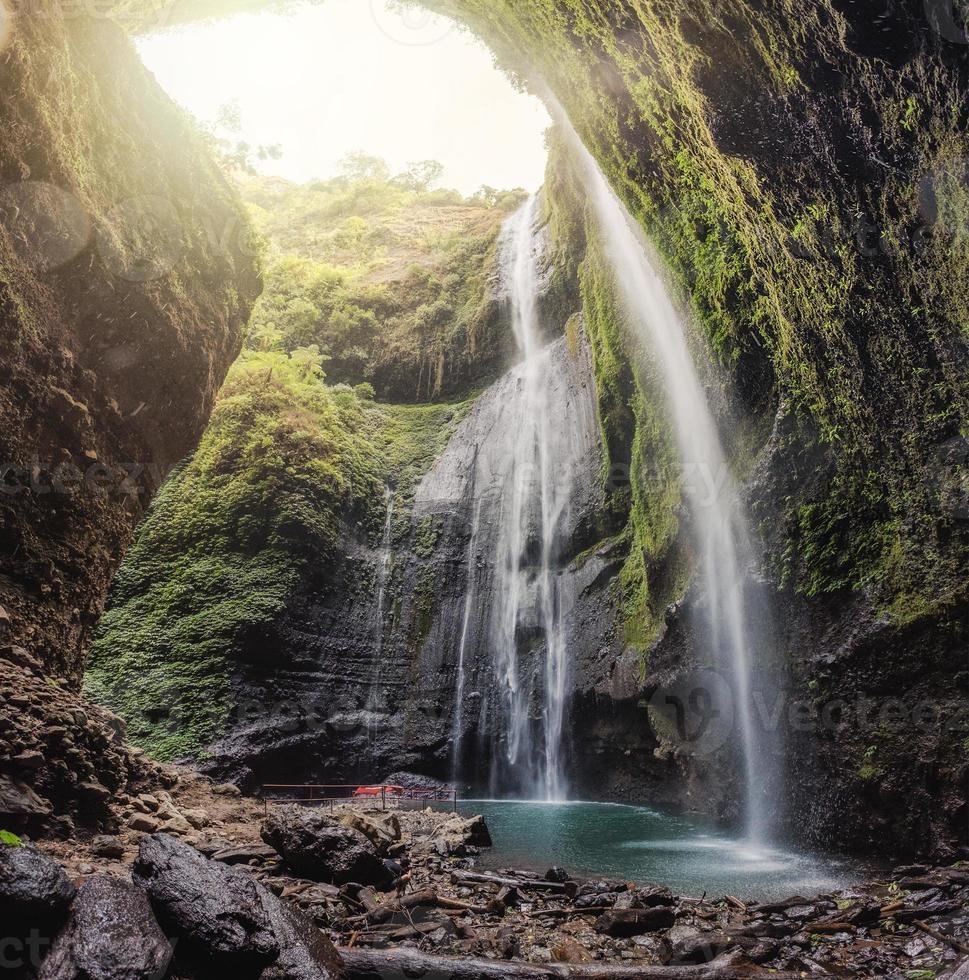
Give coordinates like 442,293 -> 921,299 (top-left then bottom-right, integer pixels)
138,0 -> 551,194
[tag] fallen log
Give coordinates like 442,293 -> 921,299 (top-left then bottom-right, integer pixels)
339,947 -> 804,979
345,888 -> 490,925
452,870 -> 570,893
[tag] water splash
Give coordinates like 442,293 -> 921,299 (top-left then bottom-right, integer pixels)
552,103 -> 776,840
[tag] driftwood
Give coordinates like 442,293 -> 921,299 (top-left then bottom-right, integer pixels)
339,948 -> 803,979
452,870 -> 569,893
913,919 -> 969,955
345,887 -> 490,926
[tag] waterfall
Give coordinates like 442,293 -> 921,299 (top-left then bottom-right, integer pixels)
554,107 -> 775,839
492,195 -> 571,802
421,193 -> 600,802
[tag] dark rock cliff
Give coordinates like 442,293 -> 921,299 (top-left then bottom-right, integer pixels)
0,3 -> 260,832
0,4 -> 261,684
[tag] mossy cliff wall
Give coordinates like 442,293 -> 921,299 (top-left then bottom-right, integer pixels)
422,0 -> 969,854
0,3 -> 261,683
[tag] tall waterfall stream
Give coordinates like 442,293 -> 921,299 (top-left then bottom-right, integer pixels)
555,105 -> 777,840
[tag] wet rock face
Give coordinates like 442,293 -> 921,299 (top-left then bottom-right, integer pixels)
261,807 -> 394,890
194,319 -> 622,794
257,885 -> 346,980
38,875 -> 172,980
0,6 -> 260,684
133,833 -> 278,969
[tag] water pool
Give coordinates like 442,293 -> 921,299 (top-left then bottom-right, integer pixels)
458,800 -> 876,901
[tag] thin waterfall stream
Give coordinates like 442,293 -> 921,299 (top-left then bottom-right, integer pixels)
366,487 -> 395,748
553,104 -> 776,840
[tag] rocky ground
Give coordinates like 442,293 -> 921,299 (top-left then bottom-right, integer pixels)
1,653 -> 967,978
0,767 -> 962,978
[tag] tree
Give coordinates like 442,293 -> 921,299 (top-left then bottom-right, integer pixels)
394,160 -> 445,193
337,152 -> 390,184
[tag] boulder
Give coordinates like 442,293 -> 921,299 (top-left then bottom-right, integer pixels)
133,834 -> 278,970
261,807 -> 394,889
127,814 -> 160,834
0,842 -> 75,932
90,836 -> 125,860
340,812 -> 399,854
456,814 -> 492,848
38,875 -> 172,980
256,883 -> 344,980
661,925 -> 735,964
594,906 -> 676,937
615,884 -> 675,910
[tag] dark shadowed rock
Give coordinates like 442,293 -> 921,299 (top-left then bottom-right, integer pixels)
261,807 -> 393,889
622,884 -> 675,909
256,884 -> 344,980
0,842 -> 74,932
544,867 -> 570,883
38,875 -> 172,980
0,776 -> 52,826
133,834 -> 278,970
594,906 -> 676,937
457,814 -> 491,848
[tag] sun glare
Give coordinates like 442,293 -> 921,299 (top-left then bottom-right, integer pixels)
137,0 -> 551,193
0,0 -> 13,55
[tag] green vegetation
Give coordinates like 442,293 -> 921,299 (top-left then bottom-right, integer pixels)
86,157 -> 511,760
0,830 -> 23,846
242,164 -> 526,400
85,349 -> 474,760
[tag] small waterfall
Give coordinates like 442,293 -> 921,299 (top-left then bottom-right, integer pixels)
375,489 -> 395,654
554,107 -> 775,839
451,496 -> 482,784
366,488 -> 395,742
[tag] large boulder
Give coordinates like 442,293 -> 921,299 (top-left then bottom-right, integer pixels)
0,842 -> 75,934
257,884 -> 344,980
261,807 -> 394,890
38,875 -> 172,980
133,834 -> 278,972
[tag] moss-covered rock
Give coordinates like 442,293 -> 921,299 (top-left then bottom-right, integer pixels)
0,5 -> 260,682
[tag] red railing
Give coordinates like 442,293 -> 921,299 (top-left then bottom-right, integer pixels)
260,783 -> 458,813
